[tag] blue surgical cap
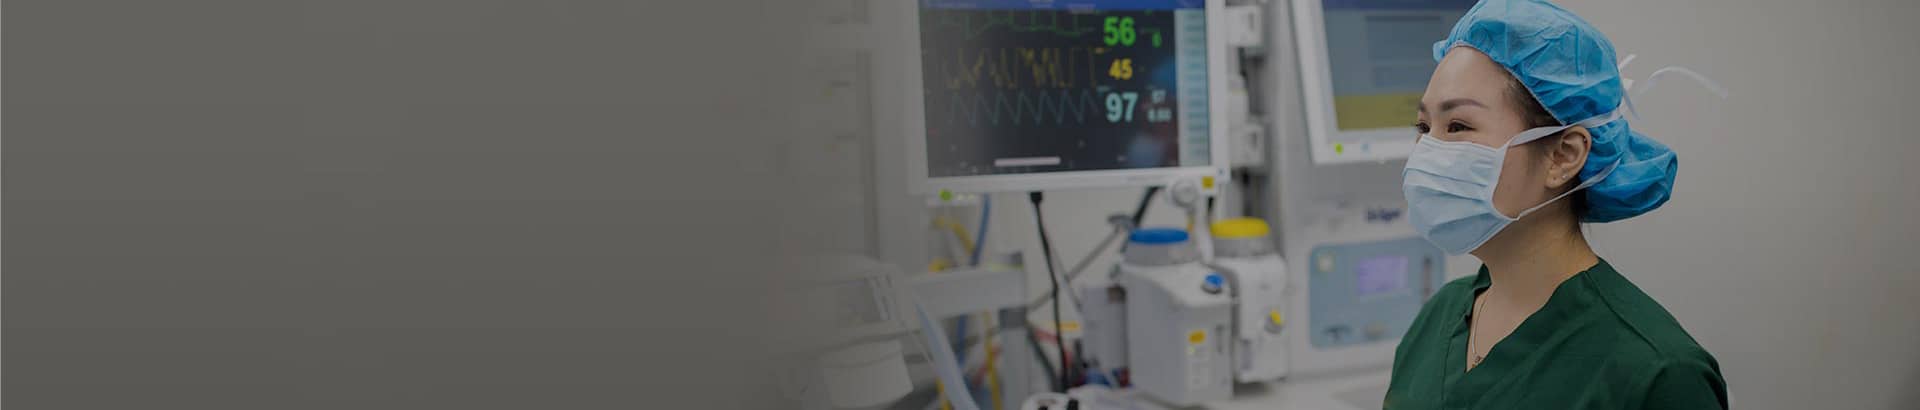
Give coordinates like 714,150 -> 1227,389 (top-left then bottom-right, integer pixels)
1433,0 -> 1675,223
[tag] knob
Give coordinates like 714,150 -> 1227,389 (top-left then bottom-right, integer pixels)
1201,273 -> 1225,294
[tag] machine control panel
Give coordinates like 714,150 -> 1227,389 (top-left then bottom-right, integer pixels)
1306,236 -> 1446,349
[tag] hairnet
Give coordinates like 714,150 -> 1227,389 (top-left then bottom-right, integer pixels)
1432,0 -> 1674,223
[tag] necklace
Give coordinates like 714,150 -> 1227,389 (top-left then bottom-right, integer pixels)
1468,293 -> 1490,369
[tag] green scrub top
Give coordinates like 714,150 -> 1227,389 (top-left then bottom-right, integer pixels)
1383,259 -> 1728,409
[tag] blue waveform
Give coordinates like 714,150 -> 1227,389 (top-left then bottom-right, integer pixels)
941,88 -> 1105,127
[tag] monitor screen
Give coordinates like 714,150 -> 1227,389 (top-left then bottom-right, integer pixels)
918,0 -> 1212,178
1291,0 -> 1474,164
1320,0 -> 1472,132
1353,255 -> 1408,297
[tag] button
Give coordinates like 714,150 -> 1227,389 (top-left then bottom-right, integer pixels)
1201,273 -> 1225,294
1266,309 -> 1285,334
1325,325 -> 1350,341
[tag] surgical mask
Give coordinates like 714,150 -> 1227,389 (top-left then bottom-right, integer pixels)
1401,111 -> 1622,255
1402,55 -> 1724,255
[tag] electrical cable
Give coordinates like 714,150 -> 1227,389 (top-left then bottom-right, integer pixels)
1024,186 -> 1159,311
932,218 -> 976,258
1028,191 -> 1070,393
1052,255 -> 1086,314
970,194 -> 990,267
1101,185 -> 1157,275
934,186 -> 1158,380
959,195 -> 991,367
1067,183 -> 1152,279
931,215 -> 979,366
954,318 -> 968,366
1130,186 -> 1160,228
981,314 -> 1002,410
1024,324 -> 1061,392
1206,195 -> 1217,228
1064,229 -> 1125,283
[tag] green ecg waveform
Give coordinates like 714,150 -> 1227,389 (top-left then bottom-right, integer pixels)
928,10 -> 1102,40
927,10 -> 1163,43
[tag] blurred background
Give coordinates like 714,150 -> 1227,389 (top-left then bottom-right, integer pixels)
6,0 -> 1917,409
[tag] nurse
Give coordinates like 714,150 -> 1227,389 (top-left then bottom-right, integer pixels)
1384,0 -> 1728,409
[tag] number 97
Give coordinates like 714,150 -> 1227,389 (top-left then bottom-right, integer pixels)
1105,91 -> 1138,123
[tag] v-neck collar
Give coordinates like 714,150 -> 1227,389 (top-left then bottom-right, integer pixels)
1439,258 -> 1611,408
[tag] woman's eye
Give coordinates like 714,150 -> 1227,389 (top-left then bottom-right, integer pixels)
1414,122 -> 1431,134
1446,122 -> 1470,133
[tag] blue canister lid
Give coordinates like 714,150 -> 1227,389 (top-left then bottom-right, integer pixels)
1128,228 -> 1189,245
1201,273 -> 1225,294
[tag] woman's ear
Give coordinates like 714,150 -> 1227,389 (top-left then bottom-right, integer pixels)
1546,126 -> 1593,190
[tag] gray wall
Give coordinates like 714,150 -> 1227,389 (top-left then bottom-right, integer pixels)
5,1 -> 809,409
1561,0 -> 1920,408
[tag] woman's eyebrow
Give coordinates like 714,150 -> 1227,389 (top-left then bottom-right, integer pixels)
1438,98 -> 1486,112
1416,98 -> 1486,114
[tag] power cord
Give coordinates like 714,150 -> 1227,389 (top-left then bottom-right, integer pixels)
1028,191 -> 1070,393
953,186 -> 1152,364
1025,326 -> 1061,393
1205,195 -> 1217,229
1026,186 -> 1157,311
1130,186 -> 1161,228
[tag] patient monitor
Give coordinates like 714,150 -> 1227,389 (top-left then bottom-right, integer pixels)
905,0 -> 1233,194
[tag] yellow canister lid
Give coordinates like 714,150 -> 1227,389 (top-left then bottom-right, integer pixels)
1210,218 -> 1271,239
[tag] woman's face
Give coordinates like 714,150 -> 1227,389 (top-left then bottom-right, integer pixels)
1416,47 -> 1555,219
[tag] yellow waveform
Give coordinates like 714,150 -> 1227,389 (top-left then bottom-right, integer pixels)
942,46 -> 1106,90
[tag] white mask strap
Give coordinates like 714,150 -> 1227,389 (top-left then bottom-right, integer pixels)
1638,66 -> 1729,98
1504,108 -> 1626,148
1618,54 -> 1729,121
1490,55 -> 1719,222
1511,158 -> 1620,220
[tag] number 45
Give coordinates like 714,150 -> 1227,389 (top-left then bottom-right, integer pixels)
1108,58 -> 1133,80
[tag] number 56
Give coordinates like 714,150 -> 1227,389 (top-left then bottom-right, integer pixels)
1103,16 -> 1136,47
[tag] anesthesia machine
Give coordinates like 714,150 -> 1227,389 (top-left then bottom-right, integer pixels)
789,0 -> 1484,408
